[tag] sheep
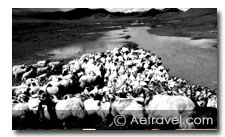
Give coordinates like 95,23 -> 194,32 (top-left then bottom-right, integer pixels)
32,63 -> 46,69
84,63 -> 101,76
60,79 -> 72,88
108,70 -> 118,83
83,97 -> 111,126
79,74 -> 102,88
37,60 -> 50,67
13,67 -> 27,80
83,98 -> 102,124
12,85 -> 29,97
37,65 -> 51,76
109,96 -> 145,128
62,64 -> 70,75
49,61 -> 63,73
17,94 -> 29,103
12,97 -> 42,129
207,95 -> 217,108
89,86 -> 99,97
62,73 -> 74,80
12,102 -> 33,129
68,60 -> 81,73
27,97 -> 42,113
45,77 -> 75,98
48,75 -> 62,82
28,86 -> 41,97
38,73 -> 48,83
47,79 -> 61,87
191,98 -> 217,129
98,101 -> 111,124
188,94 -> 218,129
12,46 -> 217,129
21,67 -> 36,82
24,78 -> 39,87
44,95 -> 87,129
46,84 -> 60,96
144,94 -> 195,129
110,97 -> 145,117
12,64 -> 26,72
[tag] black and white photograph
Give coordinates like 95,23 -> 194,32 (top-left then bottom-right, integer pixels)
12,8 -> 218,130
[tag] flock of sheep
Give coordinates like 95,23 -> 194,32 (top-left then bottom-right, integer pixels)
12,43 -> 217,130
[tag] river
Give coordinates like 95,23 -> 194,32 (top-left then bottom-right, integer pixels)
46,26 -> 217,89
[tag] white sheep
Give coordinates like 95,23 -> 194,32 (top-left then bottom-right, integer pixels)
145,94 -> 195,129
51,96 -> 87,128
110,97 -> 145,124
22,67 -> 36,82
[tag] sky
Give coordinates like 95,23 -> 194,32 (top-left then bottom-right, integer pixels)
106,8 -> 189,13
58,8 -> 190,13
13,8 -> 190,13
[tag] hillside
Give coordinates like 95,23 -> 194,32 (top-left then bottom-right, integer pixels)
148,8 -> 217,42
12,8 -> 217,46
13,8 -> 111,19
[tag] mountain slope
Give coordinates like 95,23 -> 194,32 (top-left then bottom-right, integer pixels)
148,8 -> 217,41
13,8 -> 111,19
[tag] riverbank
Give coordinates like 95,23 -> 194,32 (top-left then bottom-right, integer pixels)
147,8 -> 217,47
147,24 -> 217,47
126,26 -> 217,90
12,18 -> 136,65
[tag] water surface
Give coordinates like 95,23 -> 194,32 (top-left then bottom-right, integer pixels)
127,27 -> 217,89
47,29 -> 126,59
46,26 -> 217,89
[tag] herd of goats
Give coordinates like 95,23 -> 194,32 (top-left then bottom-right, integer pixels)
12,44 -> 217,130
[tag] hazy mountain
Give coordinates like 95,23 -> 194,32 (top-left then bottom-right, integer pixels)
162,8 -> 182,13
139,8 -> 163,17
153,8 -> 216,21
12,8 -> 216,22
12,8 -> 181,20
175,8 -> 217,19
